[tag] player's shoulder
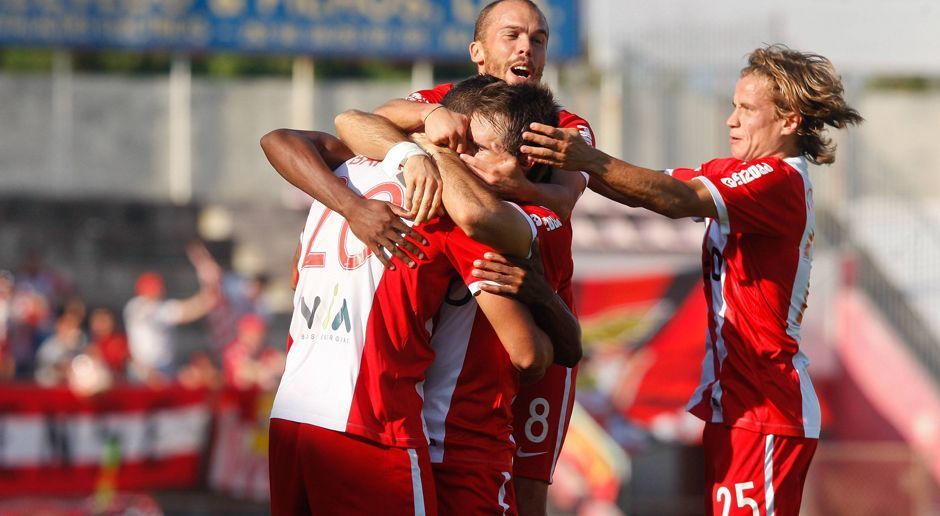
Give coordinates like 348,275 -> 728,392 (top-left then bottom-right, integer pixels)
406,83 -> 453,103
520,204 -> 566,233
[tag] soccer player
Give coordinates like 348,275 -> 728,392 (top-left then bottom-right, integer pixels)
261,79 -> 565,515
336,75 -> 581,515
520,44 -> 863,515
370,3 -> 595,512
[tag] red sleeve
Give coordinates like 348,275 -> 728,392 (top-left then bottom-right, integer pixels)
441,225 -> 501,294
696,157 -> 808,236
522,205 -> 575,299
405,83 -> 453,104
666,167 -> 702,181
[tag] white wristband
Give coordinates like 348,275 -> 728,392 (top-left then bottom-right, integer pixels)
380,141 -> 429,184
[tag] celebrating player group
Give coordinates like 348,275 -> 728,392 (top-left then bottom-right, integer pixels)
260,1 -> 861,515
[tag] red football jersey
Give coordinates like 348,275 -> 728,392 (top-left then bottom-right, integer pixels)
422,205 -> 574,470
270,155 -> 514,449
670,156 -> 821,438
409,83 -> 589,480
407,83 -> 596,149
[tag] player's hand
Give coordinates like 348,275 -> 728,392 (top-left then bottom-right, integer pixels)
471,244 -> 551,306
460,150 -> 537,202
521,123 -> 595,171
401,154 -> 443,225
347,198 -> 428,270
424,105 -> 470,154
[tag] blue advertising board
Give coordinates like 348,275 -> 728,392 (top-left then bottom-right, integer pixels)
0,0 -> 580,60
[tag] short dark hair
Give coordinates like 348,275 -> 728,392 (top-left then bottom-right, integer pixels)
442,75 -> 559,164
474,0 -> 548,42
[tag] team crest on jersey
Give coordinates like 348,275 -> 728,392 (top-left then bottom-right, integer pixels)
298,283 -> 352,337
721,163 -> 774,188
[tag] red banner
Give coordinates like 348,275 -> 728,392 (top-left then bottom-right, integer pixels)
0,385 -> 213,495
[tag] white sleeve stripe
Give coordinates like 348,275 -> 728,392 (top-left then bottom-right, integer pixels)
469,280 -> 502,295
693,176 -> 730,234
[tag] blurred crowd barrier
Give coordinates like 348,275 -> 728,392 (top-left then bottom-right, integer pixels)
0,384 -> 272,500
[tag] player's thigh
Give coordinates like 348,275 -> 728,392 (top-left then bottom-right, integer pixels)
512,364 -> 577,482
268,418 -> 310,516
703,423 -> 816,516
434,462 -> 515,516
273,420 -> 437,515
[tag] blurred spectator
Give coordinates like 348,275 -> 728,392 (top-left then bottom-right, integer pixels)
86,307 -> 130,382
222,314 -> 283,391
208,270 -> 272,353
0,271 -> 15,381
123,242 -> 221,386
35,310 -> 87,386
177,350 -> 223,390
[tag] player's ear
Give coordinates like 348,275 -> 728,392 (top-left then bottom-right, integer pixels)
780,112 -> 801,136
469,41 -> 485,67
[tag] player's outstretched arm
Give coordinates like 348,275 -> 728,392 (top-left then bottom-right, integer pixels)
521,123 -> 718,219
423,141 -> 535,258
374,99 -> 469,153
260,129 -> 426,269
475,292 -> 553,384
472,249 -> 582,367
335,110 -> 442,224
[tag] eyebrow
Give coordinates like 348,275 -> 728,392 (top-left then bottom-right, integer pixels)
499,25 -> 548,37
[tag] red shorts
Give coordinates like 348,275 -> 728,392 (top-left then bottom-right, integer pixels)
269,418 -> 437,515
511,364 -> 578,482
433,461 -> 516,515
703,423 -> 817,516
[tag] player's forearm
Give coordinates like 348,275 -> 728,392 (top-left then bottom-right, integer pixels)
518,182 -> 578,221
373,99 -> 438,132
334,109 -> 411,161
433,149 -> 532,257
586,152 -> 711,219
530,294 -> 582,367
260,128 -> 361,218
476,294 -> 553,383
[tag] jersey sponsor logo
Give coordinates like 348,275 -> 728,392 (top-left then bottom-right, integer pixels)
515,448 -> 547,458
720,162 -> 774,188
529,213 -> 563,231
298,283 -> 352,334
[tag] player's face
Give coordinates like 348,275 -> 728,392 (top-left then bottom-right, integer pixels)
726,74 -> 795,162
470,1 -> 548,86
466,113 -> 526,172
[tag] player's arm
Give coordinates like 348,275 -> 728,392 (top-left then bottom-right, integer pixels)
260,128 -> 426,269
475,292 -> 553,384
334,109 -> 442,224
472,249 -> 582,367
426,143 -> 534,257
373,99 -> 469,153
459,155 -> 583,221
521,123 -> 718,219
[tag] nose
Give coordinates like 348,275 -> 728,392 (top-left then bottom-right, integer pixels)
516,36 -> 532,56
726,108 -> 739,128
